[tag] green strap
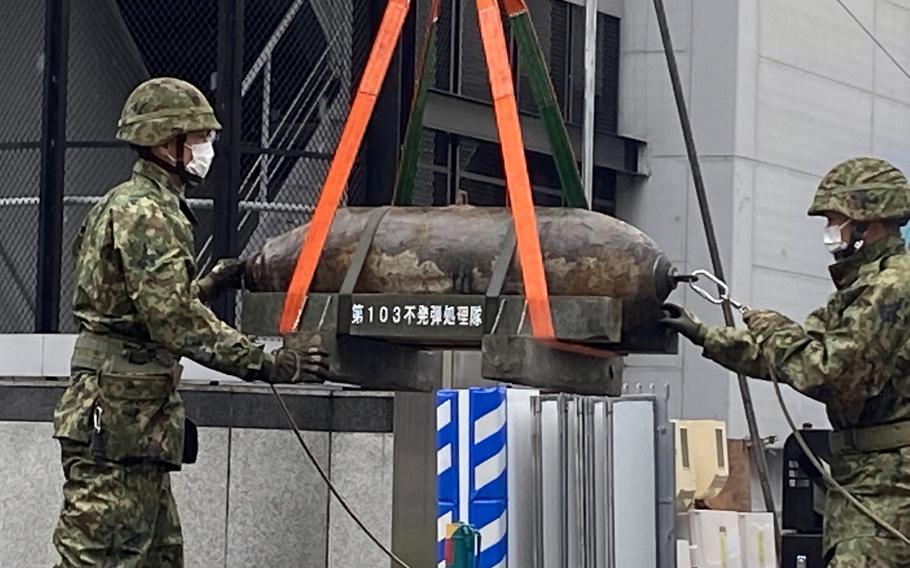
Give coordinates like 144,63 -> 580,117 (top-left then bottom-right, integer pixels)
393,4 -> 440,206
509,10 -> 588,209
830,420 -> 910,454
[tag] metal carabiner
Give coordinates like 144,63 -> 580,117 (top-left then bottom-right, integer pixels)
688,269 -> 748,314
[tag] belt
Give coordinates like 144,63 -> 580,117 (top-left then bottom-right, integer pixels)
829,420 -> 910,455
71,331 -> 177,374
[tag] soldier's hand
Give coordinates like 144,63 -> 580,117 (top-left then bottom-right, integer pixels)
260,346 -> 332,384
742,308 -> 788,337
197,258 -> 246,303
659,303 -> 707,346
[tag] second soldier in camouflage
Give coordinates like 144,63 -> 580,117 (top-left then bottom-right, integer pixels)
662,156 -> 910,566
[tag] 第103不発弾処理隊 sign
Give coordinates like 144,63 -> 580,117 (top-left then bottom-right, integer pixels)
345,295 -> 486,340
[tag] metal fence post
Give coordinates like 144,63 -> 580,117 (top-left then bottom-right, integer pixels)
36,0 -> 71,332
213,0 -> 244,324
582,0 -> 598,210
655,387 -> 677,568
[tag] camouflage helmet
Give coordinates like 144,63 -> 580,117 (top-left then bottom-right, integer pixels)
808,157 -> 910,222
116,77 -> 221,147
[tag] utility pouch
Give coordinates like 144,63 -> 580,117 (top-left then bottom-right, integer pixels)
89,406 -> 107,460
94,365 -> 185,467
182,417 -> 198,465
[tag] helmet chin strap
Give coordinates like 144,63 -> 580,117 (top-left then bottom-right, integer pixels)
140,134 -> 203,187
834,221 -> 869,261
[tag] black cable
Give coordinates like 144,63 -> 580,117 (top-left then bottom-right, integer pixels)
269,384 -> 414,568
650,0 -> 781,545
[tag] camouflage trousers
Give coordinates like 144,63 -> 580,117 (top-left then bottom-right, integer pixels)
53,440 -> 184,567
826,537 -> 910,566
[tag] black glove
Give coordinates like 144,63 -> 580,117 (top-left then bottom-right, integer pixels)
198,258 -> 246,303
658,303 -> 707,346
257,346 -> 332,384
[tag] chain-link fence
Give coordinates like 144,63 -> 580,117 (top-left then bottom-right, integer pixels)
0,1 -> 45,332
233,0 -> 367,262
0,0 -> 622,333
0,0 -> 369,332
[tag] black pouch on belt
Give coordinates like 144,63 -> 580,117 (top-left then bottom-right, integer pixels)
182,417 -> 198,464
90,420 -> 107,460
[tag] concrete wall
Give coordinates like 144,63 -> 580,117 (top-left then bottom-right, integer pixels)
0,370 -> 395,568
0,421 -> 393,568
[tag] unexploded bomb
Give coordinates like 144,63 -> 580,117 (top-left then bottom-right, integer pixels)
243,206 -> 678,331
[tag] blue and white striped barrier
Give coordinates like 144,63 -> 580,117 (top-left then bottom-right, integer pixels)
437,387 -> 508,568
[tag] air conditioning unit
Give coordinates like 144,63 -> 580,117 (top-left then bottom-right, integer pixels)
671,420 -> 697,511
674,419 -> 730,501
685,509 -> 743,568
739,512 -> 776,568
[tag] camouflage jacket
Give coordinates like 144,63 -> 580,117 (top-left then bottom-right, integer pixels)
70,159 -> 266,376
54,160 -> 267,459
702,235 -> 910,551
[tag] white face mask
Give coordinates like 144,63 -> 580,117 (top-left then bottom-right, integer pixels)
185,139 -> 215,179
823,220 -> 851,254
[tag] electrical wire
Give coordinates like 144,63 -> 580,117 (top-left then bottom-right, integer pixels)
269,384 -> 414,568
834,0 -> 910,81
767,365 -> 910,546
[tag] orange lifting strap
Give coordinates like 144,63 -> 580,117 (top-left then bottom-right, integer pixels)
279,0 -> 411,333
475,0 -> 555,339
280,0 -> 608,353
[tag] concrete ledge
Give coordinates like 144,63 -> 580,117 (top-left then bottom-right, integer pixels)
0,334 -> 281,382
0,379 -> 394,433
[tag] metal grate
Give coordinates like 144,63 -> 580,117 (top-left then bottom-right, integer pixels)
597,15 -> 621,134
231,0 -> 368,324
0,150 -> 41,332
0,0 -> 618,332
0,0 -> 45,332
231,0 -> 364,268
517,0 -> 553,115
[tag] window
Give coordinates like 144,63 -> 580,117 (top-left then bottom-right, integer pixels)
426,0 -> 621,135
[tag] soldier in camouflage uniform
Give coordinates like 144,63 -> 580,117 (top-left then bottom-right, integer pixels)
662,157 -> 910,566
52,77 -> 330,567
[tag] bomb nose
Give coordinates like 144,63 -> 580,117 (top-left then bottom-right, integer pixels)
653,254 -> 680,302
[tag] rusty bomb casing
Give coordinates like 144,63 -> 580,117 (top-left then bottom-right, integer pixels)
244,206 -> 678,332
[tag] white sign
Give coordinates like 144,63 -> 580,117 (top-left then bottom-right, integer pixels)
350,302 -> 484,328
